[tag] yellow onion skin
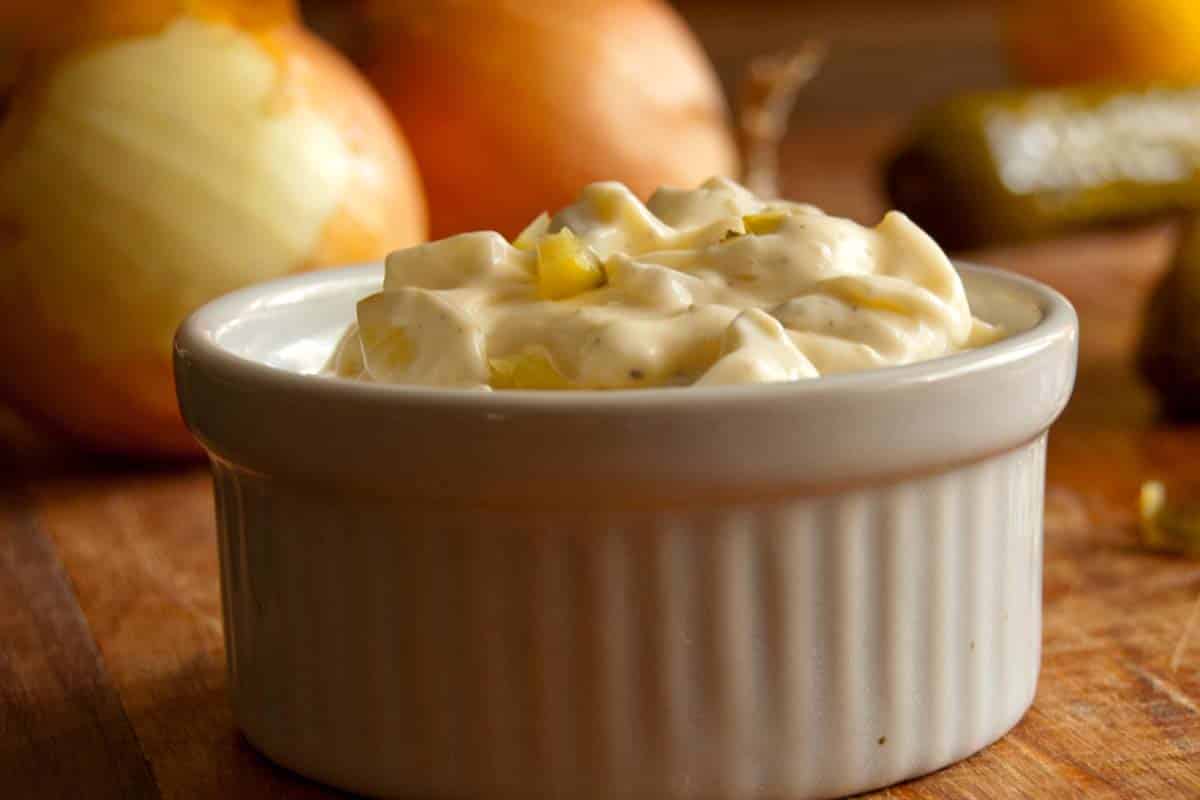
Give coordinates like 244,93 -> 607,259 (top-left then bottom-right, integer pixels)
1006,0 -> 1200,87
0,17 -> 426,457
363,0 -> 739,239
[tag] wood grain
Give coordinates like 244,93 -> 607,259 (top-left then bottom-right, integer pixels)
24,471 -> 346,800
0,487 -> 160,798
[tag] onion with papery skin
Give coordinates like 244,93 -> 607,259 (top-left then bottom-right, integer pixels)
361,0 -> 738,240
1006,0 -> 1200,87
0,4 -> 426,457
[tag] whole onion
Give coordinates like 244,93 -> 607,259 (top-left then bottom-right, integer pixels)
0,4 -> 427,456
361,0 -> 739,239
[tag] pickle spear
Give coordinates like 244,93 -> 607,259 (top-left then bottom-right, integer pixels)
885,85 -> 1200,249
1138,217 -> 1200,419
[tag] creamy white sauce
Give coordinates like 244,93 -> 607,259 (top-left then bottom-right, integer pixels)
330,178 -> 1003,389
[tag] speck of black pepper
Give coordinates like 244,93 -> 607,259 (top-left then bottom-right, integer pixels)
630,369 -> 645,380
878,736 -> 887,746
970,640 -> 976,651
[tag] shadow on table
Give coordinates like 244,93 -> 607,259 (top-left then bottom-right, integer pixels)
0,403 -> 208,489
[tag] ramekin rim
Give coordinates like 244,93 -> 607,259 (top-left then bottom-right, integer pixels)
175,260 -> 1076,411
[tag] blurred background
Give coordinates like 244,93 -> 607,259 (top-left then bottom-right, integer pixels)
3,0 -> 1200,464
674,0 -> 1008,119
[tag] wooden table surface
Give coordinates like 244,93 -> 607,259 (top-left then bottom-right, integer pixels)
5,1 -> 1200,797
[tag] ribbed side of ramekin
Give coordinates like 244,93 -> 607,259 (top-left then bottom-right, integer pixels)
213,436 -> 1045,800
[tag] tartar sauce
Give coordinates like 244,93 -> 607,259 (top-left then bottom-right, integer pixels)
330,178 -> 1002,389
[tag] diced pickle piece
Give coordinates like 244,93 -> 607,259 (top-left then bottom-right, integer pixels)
536,229 -> 605,300
1140,481 -> 1200,558
489,348 -> 572,389
512,211 -> 550,251
742,210 -> 789,235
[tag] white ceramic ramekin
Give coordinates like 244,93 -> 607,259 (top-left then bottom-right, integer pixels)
175,262 -> 1077,800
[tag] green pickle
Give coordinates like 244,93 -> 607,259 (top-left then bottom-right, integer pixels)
885,84 -> 1200,249
1138,217 -> 1200,419
1140,481 -> 1200,558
